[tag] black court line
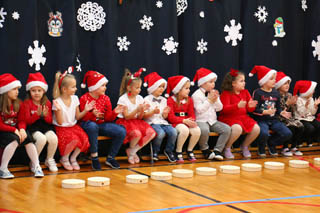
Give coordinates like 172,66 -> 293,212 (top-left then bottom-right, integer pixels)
128,168 -> 249,213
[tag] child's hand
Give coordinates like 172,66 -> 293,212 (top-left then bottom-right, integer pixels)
93,109 -> 104,119
84,101 -> 95,112
208,90 -> 219,103
153,107 -> 160,114
143,103 -> 150,111
14,129 -> 22,143
53,100 -> 61,111
305,98 -> 310,107
183,118 -> 197,128
37,105 -> 43,116
114,105 -> 124,114
42,105 -> 49,117
238,100 -> 247,108
248,99 -> 258,108
314,97 -> 320,106
280,110 -> 292,119
264,107 -> 276,116
137,104 -> 144,112
286,95 -> 297,106
163,106 -> 170,114
19,129 -> 27,142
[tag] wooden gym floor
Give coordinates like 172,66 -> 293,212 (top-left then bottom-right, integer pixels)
1,147 -> 320,213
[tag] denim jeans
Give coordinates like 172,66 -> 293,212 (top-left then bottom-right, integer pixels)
256,119 -> 292,154
151,124 -> 177,154
81,121 -> 126,159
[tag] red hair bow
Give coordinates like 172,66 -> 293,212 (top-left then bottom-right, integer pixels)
230,68 -> 239,77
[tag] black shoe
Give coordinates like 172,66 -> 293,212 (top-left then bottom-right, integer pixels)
213,150 -> 223,161
91,157 -> 101,170
202,149 -> 215,160
267,143 -> 278,156
105,158 -> 120,169
164,150 -> 176,163
152,153 -> 159,161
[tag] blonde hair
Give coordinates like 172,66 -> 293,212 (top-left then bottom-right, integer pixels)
52,72 -> 75,99
0,92 -> 20,114
119,68 -> 142,96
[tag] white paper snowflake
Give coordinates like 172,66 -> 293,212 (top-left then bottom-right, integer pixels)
76,56 -> 82,72
199,11 -> 205,18
162,36 -> 179,55
0,7 -> 7,28
224,19 -> 243,46
272,40 -> 278,47
117,36 -> 131,52
28,40 -> 46,71
156,1 -> 163,8
12,11 -> 20,20
302,0 -> 307,11
139,15 -> 154,31
77,1 -> 106,32
177,0 -> 188,16
312,35 -> 320,61
254,6 -> 268,23
197,39 -> 208,54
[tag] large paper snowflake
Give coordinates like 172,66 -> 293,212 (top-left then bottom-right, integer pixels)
117,36 -> 131,51
162,36 -> 179,55
156,1 -> 163,8
12,12 -> 20,20
177,0 -> 188,16
0,7 -> 7,28
139,15 -> 154,31
77,1 -> 106,32
224,19 -> 243,46
302,0 -> 307,11
254,6 -> 268,23
312,35 -> 320,61
28,40 -> 46,71
197,39 -> 208,54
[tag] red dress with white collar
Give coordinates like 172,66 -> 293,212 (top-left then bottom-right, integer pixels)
167,96 -> 196,127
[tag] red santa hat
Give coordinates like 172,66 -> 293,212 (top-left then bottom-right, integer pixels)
275,71 -> 291,89
165,75 -> 190,98
143,72 -> 167,94
249,65 -> 277,86
81,71 -> 108,92
0,73 -> 22,95
26,72 -> 48,92
191,67 -> 217,87
293,80 -> 317,97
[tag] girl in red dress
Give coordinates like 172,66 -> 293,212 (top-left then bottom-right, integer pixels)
218,69 -> 260,159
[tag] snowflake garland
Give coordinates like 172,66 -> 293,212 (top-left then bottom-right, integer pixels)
272,40 -> 278,47
162,36 -> 179,55
224,19 -> 243,46
156,1 -> 163,8
28,40 -> 46,71
302,0 -> 307,12
12,11 -> 20,20
139,15 -> 154,31
254,6 -> 268,23
0,7 -> 7,28
197,39 -> 208,54
312,35 -> 320,61
77,1 -> 106,32
117,36 -> 131,51
177,0 -> 188,16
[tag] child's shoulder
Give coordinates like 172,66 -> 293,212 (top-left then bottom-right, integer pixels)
191,88 -> 202,97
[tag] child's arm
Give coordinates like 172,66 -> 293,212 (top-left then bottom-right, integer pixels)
192,92 -> 213,114
43,101 -> 53,124
76,101 -> 95,120
312,97 -> 320,115
143,107 -> 160,119
121,104 -> 142,120
52,100 -> 64,125
187,98 -> 196,121
220,91 -> 240,113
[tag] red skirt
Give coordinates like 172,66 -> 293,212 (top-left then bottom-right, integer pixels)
55,125 -> 90,156
218,115 -> 257,133
116,118 -> 156,146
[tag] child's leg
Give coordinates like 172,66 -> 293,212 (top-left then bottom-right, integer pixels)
32,131 -> 47,156
126,130 -> 142,164
162,125 -> 177,153
300,121 -> 314,145
25,143 -> 44,177
197,122 -> 210,151
269,121 -> 292,147
175,124 -> 189,153
45,131 -> 58,160
242,124 -> 260,147
187,126 -> 201,152
80,121 -> 99,158
225,124 -> 242,148
211,121 -> 231,152
150,124 -> 165,155
311,119 -> 320,143
256,121 -> 269,155
70,148 -> 81,170
60,152 -> 73,171
0,141 -> 18,170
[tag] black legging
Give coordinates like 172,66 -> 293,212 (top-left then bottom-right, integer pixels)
300,120 -> 320,144
283,125 -> 304,149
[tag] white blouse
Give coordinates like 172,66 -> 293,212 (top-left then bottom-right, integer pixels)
52,95 -> 79,127
117,93 -> 144,118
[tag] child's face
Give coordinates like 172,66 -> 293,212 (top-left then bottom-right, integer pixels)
264,74 -> 276,89
152,83 -> 166,97
128,80 -> 142,96
93,83 -> 107,96
232,74 -> 245,92
30,86 -> 45,103
201,78 -> 216,92
7,87 -> 19,101
178,81 -> 190,98
63,78 -> 77,96
278,81 -> 290,93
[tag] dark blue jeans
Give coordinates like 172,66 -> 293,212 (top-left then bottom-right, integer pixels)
256,119 -> 292,154
81,121 -> 126,159
151,124 -> 177,154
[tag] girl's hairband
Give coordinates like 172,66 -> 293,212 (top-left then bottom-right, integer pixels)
127,68 -> 146,86
230,68 -> 239,77
59,66 -> 74,89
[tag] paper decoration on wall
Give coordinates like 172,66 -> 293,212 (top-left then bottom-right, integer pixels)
302,0 -> 307,11
274,17 -> 286,38
77,1 -> 106,32
12,11 -> 20,20
0,7 -> 7,28
224,19 -> 243,46
76,55 -> 82,72
139,15 -> 154,31
199,11 -> 205,18
156,1 -> 163,8
28,40 -> 46,71
177,0 -> 188,16
117,36 -> 131,51
197,39 -> 208,54
48,12 -> 63,37
312,35 -> 320,61
162,36 -> 179,55
272,40 -> 278,47
254,6 -> 268,23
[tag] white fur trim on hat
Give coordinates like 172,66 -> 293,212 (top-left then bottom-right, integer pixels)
275,76 -> 291,89
147,79 -> 167,94
198,72 -> 217,87
0,80 -> 22,94
301,81 -> 317,98
172,77 -> 190,94
258,69 -> 277,86
88,77 -> 108,92
26,81 -> 48,92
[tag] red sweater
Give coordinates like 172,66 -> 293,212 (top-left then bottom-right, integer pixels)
167,96 -> 196,127
0,104 -> 24,132
19,99 -> 53,129
80,93 -> 118,124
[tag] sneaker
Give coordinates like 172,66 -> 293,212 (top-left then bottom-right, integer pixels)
187,151 -> 197,162
308,143 -> 313,147
152,153 -> 159,161
257,152 -> 266,158
267,143 -> 278,156
45,158 -> 58,172
176,152 -> 184,163
202,149 -> 215,160
241,146 -> 251,158
213,150 -> 224,161
281,148 -> 293,157
223,148 -> 234,159
0,168 -> 14,179
164,150 -> 176,163
33,165 -> 44,178
291,148 -> 303,156
91,157 -> 101,170
105,158 -> 120,169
